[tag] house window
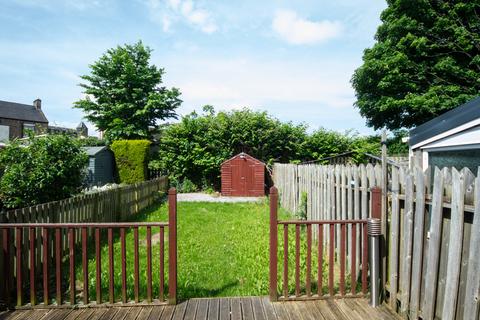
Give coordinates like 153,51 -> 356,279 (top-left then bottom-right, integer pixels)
23,123 -> 35,137
0,125 -> 9,142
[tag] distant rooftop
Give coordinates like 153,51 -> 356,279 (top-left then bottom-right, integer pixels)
0,99 -> 48,123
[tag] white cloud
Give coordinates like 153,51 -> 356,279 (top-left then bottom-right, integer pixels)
145,0 -> 217,34
272,9 -> 342,45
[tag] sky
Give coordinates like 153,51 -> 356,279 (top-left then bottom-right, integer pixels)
0,0 -> 387,136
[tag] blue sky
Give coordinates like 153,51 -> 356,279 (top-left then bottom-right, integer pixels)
0,0 -> 387,135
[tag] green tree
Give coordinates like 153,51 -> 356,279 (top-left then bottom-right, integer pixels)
352,0 -> 480,130
153,107 -> 308,189
75,41 -> 182,141
0,135 -> 88,208
151,107 -> 379,190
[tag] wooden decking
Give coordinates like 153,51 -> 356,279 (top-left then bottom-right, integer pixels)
0,297 -> 399,320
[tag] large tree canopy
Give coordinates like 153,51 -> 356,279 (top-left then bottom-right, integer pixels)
75,41 -> 181,141
352,0 -> 480,130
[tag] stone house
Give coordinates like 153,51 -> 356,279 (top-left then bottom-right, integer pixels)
0,99 -> 48,142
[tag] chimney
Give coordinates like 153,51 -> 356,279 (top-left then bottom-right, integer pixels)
33,99 -> 42,110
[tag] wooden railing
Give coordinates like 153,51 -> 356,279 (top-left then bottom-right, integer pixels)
0,188 -> 177,308
269,186 -> 369,301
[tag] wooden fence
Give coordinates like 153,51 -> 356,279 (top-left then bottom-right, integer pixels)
0,176 -> 168,306
0,188 -> 177,308
269,186 -> 369,301
273,163 -> 480,320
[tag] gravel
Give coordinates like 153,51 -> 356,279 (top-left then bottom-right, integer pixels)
176,192 -> 264,203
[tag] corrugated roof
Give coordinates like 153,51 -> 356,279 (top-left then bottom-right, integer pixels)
83,146 -> 107,156
0,100 -> 49,123
409,96 -> 480,147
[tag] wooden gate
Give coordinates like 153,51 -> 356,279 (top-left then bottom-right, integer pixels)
269,186 -> 370,301
0,188 -> 177,308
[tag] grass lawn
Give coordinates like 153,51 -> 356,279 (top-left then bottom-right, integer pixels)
79,199 -> 328,302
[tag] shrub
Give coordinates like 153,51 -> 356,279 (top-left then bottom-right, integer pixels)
151,107 -> 383,191
176,178 -> 198,193
111,140 -> 151,184
0,134 -> 88,209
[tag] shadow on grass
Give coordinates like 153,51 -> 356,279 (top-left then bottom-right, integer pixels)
179,281 -> 239,301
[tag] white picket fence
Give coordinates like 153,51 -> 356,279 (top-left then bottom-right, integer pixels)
273,163 -> 480,320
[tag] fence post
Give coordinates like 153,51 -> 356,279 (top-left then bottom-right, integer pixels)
0,210 -> 6,308
168,188 -> 177,305
269,186 -> 278,301
371,187 -> 382,220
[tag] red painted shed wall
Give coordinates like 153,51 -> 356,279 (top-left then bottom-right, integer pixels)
221,153 -> 265,196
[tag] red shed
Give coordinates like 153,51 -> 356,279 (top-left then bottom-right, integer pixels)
221,152 -> 265,196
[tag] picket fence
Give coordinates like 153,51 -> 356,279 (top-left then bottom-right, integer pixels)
0,176 -> 168,300
273,163 -> 480,320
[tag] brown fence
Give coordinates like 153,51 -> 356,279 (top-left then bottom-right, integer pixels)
0,187 -> 177,308
273,163 -> 480,319
0,177 -> 169,308
269,186 -> 369,302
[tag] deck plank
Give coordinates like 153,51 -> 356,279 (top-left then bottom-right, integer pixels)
136,307 -> 153,320
171,301 -> 188,320
195,299 -> 208,320
206,299 -> 219,320
73,309 -> 96,320
218,299 -> 230,320
240,298 -> 254,320
160,305 -> 175,320
148,306 -> 165,320
111,308 -> 132,320
335,299 -> 363,320
297,301 -> 324,320
98,307 -> 120,320
282,302 -> 304,320
251,297 -> 266,320
184,300 -> 198,320
124,307 -> 143,320
0,297 -> 402,320
313,300 -> 337,319
87,308 -> 108,320
159,306 -> 175,320
271,303 -> 290,320
230,298 -> 242,320
260,297 -> 277,320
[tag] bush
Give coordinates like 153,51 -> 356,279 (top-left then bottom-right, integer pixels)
151,107 -> 383,190
77,136 -> 107,147
0,135 -> 88,209
111,140 -> 151,184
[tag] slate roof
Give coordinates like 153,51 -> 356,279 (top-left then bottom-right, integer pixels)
0,100 -> 49,123
409,96 -> 480,147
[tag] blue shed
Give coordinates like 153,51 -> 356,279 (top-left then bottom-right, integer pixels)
83,146 -> 114,187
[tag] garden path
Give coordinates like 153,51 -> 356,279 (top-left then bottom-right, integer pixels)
177,193 -> 263,203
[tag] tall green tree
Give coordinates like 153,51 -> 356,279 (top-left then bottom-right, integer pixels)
352,0 -> 480,130
75,41 -> 181,141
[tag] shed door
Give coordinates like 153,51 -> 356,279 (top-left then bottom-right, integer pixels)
231,160 -> 247,196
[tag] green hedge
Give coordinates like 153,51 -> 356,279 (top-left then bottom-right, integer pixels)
111,140 -> 151,184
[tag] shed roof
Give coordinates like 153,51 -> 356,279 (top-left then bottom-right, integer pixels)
221,152 -> 265,166
83,146 -> 107,156
409,96 -> 480,147
0,100 -> 49,123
